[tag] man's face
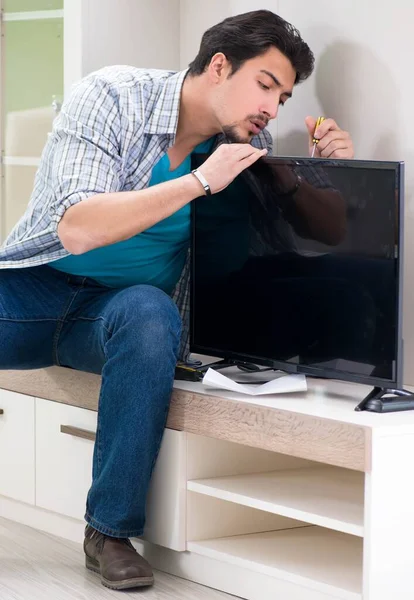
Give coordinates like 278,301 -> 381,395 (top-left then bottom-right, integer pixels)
210,47 -> 296,143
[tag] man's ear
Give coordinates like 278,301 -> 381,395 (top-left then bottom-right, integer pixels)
208,53 -> 229,83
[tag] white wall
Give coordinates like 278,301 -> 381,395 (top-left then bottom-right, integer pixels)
65,0 -> 180,95
180,0 -> 414,384
180,1 -> 230,71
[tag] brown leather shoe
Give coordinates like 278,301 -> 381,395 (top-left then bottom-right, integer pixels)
84,524 -> 154,590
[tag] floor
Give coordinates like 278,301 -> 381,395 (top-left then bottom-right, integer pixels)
0,517 -> 236,600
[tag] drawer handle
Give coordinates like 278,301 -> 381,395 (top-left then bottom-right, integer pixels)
60,425 -> 96,441
0,409 -> 3,415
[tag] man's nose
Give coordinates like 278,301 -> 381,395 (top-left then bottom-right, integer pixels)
263,103 -> 278,121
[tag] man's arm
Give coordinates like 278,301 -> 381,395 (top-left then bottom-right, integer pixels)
50,74 -> 197,255
59,144 -> 267,255
58,177 -> 203,255
51,76 -> 267,256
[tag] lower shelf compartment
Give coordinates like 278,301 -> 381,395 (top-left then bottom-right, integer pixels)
188,526 -> 362,600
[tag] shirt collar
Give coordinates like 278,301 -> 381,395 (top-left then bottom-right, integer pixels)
144,69 -> 189,138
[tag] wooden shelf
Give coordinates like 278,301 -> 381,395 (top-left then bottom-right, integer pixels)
188,527 -> 362,599
188,466 -> 364,537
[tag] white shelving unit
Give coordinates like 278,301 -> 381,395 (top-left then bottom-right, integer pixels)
0,2 -> 64,241
188,466 -> 365,537
1,371 -> 414,599
0,0 -> 181,242
183,433 -> 366,600
3,156 -> 41,167
147,378 -> 414,600
2,10 -> 64,21
188,528 -> 363,600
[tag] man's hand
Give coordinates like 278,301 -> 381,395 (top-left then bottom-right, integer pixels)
305,116 -> 354,159
197,143 -> 267,194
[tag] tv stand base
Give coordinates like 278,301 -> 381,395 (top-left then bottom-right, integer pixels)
355,386 -> 414,412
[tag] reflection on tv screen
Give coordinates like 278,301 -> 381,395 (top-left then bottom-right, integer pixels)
191,157 -> 402,385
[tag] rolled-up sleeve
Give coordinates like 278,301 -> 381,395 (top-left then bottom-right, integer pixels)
49,76 -> 125,225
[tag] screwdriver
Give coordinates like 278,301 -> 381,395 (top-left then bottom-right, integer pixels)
311,116 -> 325,158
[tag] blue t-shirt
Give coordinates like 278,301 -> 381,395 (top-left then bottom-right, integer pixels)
51,138 -> 214,293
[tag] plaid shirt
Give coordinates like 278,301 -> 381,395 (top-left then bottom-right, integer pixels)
0,66 -> 272,360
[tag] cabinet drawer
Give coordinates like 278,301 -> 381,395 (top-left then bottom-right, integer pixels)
35,398 -> 187,550
35,398 -> 96,520
0,389 -> 35,504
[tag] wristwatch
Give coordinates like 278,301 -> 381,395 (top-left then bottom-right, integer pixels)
191,169 -> 211,196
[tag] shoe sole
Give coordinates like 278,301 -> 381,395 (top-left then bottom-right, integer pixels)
85,555 -> 154,590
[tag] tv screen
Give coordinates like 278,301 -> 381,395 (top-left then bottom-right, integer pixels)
190,156 -> 404,388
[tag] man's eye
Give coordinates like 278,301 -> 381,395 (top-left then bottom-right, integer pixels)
258,81 -> 270,91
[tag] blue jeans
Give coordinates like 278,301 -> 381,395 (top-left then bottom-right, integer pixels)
0,265 -> 182,538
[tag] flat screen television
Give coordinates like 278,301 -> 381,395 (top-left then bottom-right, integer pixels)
190,155 -> 408,411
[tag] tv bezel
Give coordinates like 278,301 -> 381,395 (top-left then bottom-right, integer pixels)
190,156 -> 405,388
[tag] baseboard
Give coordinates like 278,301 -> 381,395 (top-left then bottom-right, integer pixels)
0,495 -> 85,544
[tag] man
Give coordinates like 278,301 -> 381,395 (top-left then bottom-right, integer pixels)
0,10 -> 354,591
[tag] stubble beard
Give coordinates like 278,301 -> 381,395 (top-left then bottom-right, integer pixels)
221,123 -> 252,144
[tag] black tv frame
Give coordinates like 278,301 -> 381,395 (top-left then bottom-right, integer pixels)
190,156 -> 413,412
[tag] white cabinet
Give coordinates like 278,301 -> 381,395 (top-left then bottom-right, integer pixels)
35,397 -> 187,550
1,376 -> 414,600
0,389 -> 35,505
35,398 -> 97,520
184,435 -> 365,600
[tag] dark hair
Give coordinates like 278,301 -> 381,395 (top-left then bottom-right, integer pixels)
188,10 -> 314,84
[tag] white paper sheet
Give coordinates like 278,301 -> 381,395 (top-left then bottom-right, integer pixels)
202,368 -> 307,396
